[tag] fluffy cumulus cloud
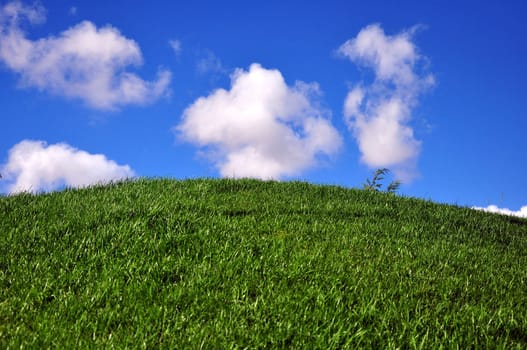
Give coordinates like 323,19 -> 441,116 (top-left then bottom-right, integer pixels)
0,1 -> 171,110
1,140 -> 135,194
176,63 -> 342,179
338,24 -> 434,181
472,205 -> 527,218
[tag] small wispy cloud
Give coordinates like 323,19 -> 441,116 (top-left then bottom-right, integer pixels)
196,49 -> 225,75
472,205 -> 527,218
69,6 -> 77,16
1,140 -> 135,194
338,23 -> 434,182
0,1 -> 171,110
176,63 -> 342,179
169,39 -> 182,57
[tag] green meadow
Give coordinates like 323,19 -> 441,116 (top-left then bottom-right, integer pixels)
1,178 -> 526,348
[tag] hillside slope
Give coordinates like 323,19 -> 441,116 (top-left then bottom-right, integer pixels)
1,178 -> 526,348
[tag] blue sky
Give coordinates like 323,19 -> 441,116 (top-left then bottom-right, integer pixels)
1,0 -> 526,217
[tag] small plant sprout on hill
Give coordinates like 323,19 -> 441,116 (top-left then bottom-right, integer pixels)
363,168 -> 401,193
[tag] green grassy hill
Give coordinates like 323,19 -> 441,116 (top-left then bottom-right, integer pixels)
1,178 -> 526,348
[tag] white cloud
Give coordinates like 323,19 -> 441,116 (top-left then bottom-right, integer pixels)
0,1 -> 171,110
339,24 -> 423,87
472,205 -> 527,219
338,24 -> 434,181
169,39 -> 182,57
176,63 -> 342,179
1,140 -> 135,194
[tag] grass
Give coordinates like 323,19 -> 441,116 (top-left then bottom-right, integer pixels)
1,178 -> 527,348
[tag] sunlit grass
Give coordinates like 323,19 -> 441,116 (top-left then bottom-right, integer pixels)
1,178 -> 526,348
